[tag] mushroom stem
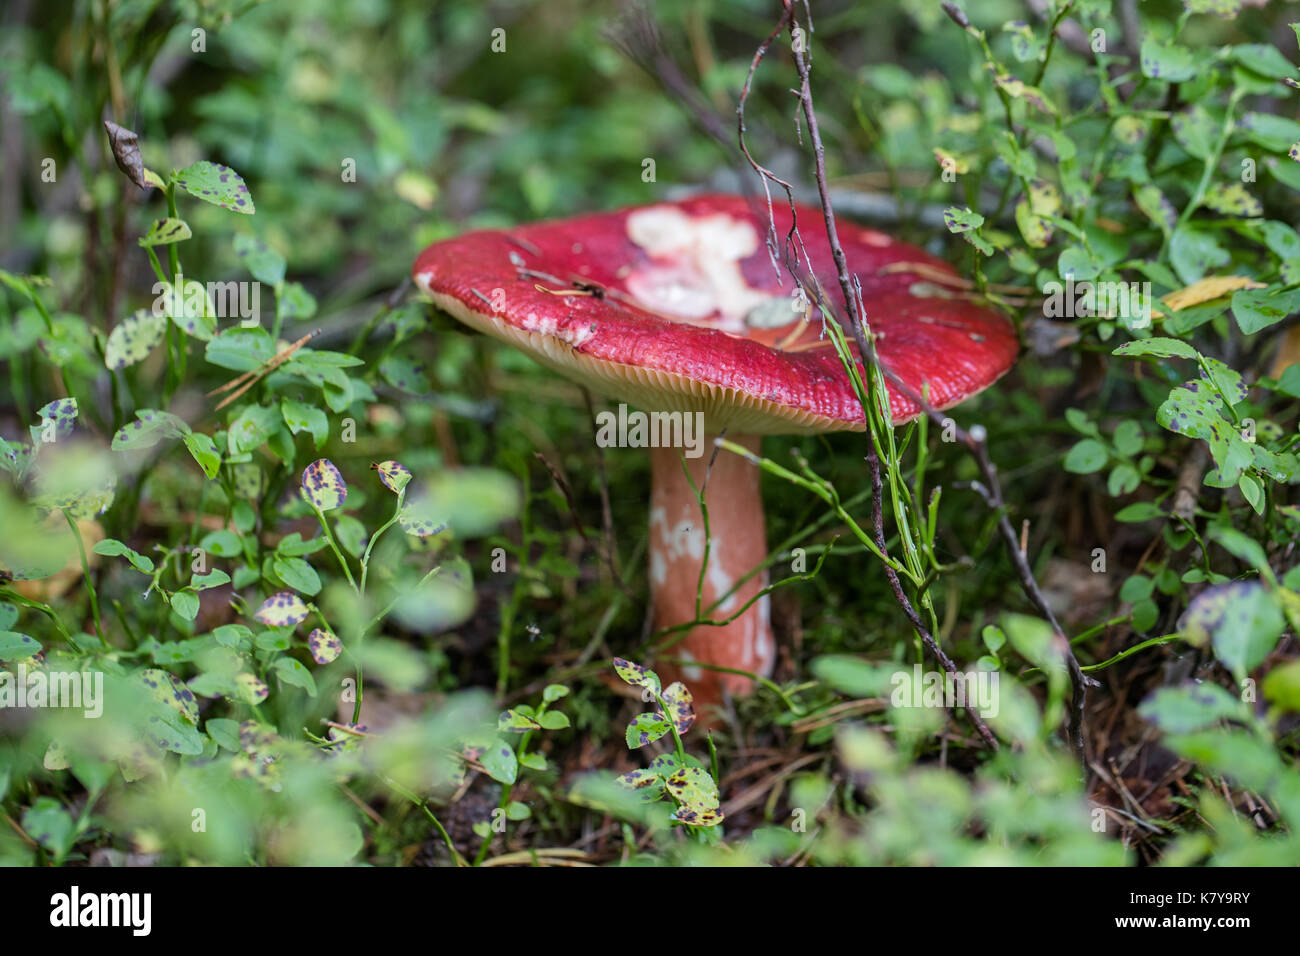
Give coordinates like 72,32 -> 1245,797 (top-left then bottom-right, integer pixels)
649,434 -> 775,720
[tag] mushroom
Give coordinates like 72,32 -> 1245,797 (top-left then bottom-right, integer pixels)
413,195 -> 1017,719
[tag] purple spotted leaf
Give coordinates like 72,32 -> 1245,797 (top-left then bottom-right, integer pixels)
34,398 -> 78,442
625,712 -> 671,750
397,498 -> 446,538
138,217 -> 192,248
234,673 -> 269,705
478,740 -> 518,785
254,590 -> 309,628
615,768 -> 667,802
664,766 -> 720,811
173,160 -> 255,214
105,309 -> 166,370
111,409 -> 190,451
371,459 -> 412,494
658,681 -> 696,735
671,805 -> 725,827
300,458 -> 347,511
137,667 -> 199,724
498,708 -> 542,733
307,627 -> 342,665
613,657 -> 661,695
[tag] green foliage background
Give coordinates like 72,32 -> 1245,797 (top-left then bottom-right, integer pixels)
1,0 -> 1299,866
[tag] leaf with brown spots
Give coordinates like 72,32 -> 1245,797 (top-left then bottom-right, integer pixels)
254,591 -> 309,628
665,766 -> 720,811
615,768 -> 666,802
371,459 -> 412,494
307,627 -> 342,664
300,458 -> 347,511
658,681 -> 695,735
625,712 -> 671,750
498,708 -> 542,733
613,657 -> 660,695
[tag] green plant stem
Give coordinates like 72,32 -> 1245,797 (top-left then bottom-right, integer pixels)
311,504 -> 359,593
62,509 -> 105,642
359,491 -> 404,597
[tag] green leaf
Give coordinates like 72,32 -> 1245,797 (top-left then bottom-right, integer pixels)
1263,660 -> 1300,712
1171,105 -> 1217,160
225,407 -> 277,459
190,569 -> 230,591
280,399 -> 328,449
1170,228 -> 1230,285
205,326 -> 275,372
274,656 -> 317,696
538,710 -> 570,730
92,538 -> 155,573
1139,683 -> 1245,734
169,589 -> 200,621
0,631 -> 42,660
1140,37 -> 1198,82
183,432 -> 221,478
173,160 -> 255,214
625,712 -> 671,749
233,234 -> 286,286
1231,286 -> 1300,335
1058,246 -> 1102,281
498,708 -> 542,733
206,717 -> 242,751
272,555 -> 321,596
200,529 -> 243,557
1113,337 -> 1201,360
1063,439 -> 1107,473
1181,581 -> 1285,677
479,741 -> 518,785
22,798 -> 75,857
111,409 -> 190,451
105,309 -> 166,369
542,683 -> 569,703
138,217 -> 192,247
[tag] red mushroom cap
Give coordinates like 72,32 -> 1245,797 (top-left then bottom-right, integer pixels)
413,194 -> 1017,431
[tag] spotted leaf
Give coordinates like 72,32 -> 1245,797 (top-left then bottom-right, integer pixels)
671,805 -> 725,827
658,681 -> 696,734
625,712 -> 671,750
111,409 -> 190,451
105,309 -> 166,370
498,708 -> 542,733
35,398 -> 78,442
397,500 -> 446,538
173,160 -> 255,214
137,667 -> 199,724
307,627 -> 342,665
300,458 -> 347,511
478,740 -> 518,785
615,768 -> 666,802
234,673 -> 269,705
664,766 -> 720,810
138,217 -> 192,247
371,459 -> 412,494
254,591 -> 309,628
612,657 -> 661,695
